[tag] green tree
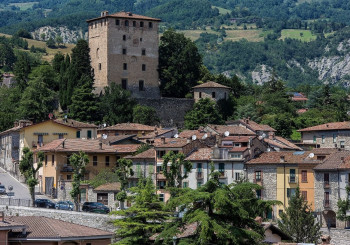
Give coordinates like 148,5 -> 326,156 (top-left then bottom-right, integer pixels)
55,35 -> 63,47
337,186 -> 350,223
87,168 -> 119,188
0,86 -> 21,131
19,147 -> 44,207
13,52 -> 31,91
69,151 -> 89,211
159,29 -> 202,98
217,94 -> 236,120
46,37 -> 56,48
30,64 -> 59,91
134,144 -> 151,155
278,187 -> 321,243
133,104 -> 159,125
52,52 -> 65,73
99,83 -> 136,125
115,158 -> 134,209
184,98 -> 224,129
162,151 -> 192,189
113,177 -> 172,244
0,43 -> 16,70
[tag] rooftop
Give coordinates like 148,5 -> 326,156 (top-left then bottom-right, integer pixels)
264,136 -> 302,151
179,130 -> 208,139
98,123 -> 155,132
314,151 -> 350,170
207,125 -> 256,136
126,148 -> 155,159
94,182 -> 121,192
54,118 -> 98,129
298,121 -> 350,132
193,81 -> 231,89
112,144 -> 141,153
138,129 -> 175,139
247,151 -> 322,165
87,11 -> 161,22
185,148 -> 212,161
154,138 -> 192,148
226,119 -> 276,132
98,134 -> 138,145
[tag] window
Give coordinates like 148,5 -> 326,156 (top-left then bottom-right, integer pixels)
333,134 -> 337,143
157,181 -> 166,189
87,130 -> 92,139
287,188 -> 296,198
116,19 -> 120,25
278,210 -> 283,216
197,163 -> 202,172
38,135 -> 43,147
140,38 -> 143,42
302,191 -> 307,201
142,49 -> 146,56
140,21 -> 144,27
157,150 -> 166,158
123,35 -> 126,41
289,169 -> 296,183
231,153 -> 241,159
67,175 -> 72,180
255,171 -> 261,181
235,172 -> 240,181
93,156 -> 97,166
142,64 -> 146,71
125,20 -> 129,26
301,170 -> 307,182
122,79 -> 127,89
256,189 -> 262,199
159,193 -> 164,202
149,22 -> 153,28
219,163 -> 225,173
133,21 -> 136,27
313,136 -> 316,143
322,135 -> 325,144
324,173 -> 330,187
197,182 -> 202,188
105,156 -> 110,167
199,92 -> 202,98
324,192 -> 330,207
156,165 -> 163,173
52,155 -> 55,166
183,182 -> 188,188
139,80 -> 144,91
45,155 -> 48,166
340,141 -> 345,149
99,63 -> 101,70
59,134 -> 64,139
122,48 -> 127,55
76,131 -> 80,138
212,92 -> 216,98
123,63 -> 127,70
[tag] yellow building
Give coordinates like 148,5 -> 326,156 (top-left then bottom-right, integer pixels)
35,138 -> 118,196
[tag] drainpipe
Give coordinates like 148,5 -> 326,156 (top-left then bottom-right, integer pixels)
284,164 -> 286,208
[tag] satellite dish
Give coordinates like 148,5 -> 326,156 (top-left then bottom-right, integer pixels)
102,134 -> 108,140
309,153 -> 315,158
64,115 -> 67,119
202,133 -> 208,139
262,133 -> 266,138
192,135 -> 197,141
224,131 -> 230,137
267,148 -> 271,152
174,134 -> 179,138
103,123 -> 107,127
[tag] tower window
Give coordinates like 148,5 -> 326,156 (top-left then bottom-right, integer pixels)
133,21 -> 136,27
142,49 -> 146,56
212,92 -> 216,98
123,63 -> 127,70
122,48 -> 127,55
140,38 -> 143,42
98,63 -> 101,70
125,20 -> 129,26
139,80 -> 144,91
122,79 -> 127,89
123,35 -> 126,41
142,64 -> 146,71
199,92 -> 202,98
149,22 -> 153,28
140,21 -> 144,27
116,19 -> 120,25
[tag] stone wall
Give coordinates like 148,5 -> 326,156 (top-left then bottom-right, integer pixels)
137,97 -> 194,128
314,171 -> 339,212
0,205 -> 120,232
193,87 -> 230,103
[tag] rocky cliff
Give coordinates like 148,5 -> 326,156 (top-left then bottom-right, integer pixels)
31,26 -> 88,43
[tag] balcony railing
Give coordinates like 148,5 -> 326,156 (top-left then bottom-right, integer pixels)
324,200 -> 331,209
288,176 -> 298,184
324,181 -> 330,188
196,171 -> 203,179
253,178 -> 263,185
61,165 -> 73,172
219,171 -> 227,179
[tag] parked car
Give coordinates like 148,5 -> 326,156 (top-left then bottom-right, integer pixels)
82,202 -> 110,214
0,185 -> 6,195
34,199 -> 56,209
55,201 -> 74,211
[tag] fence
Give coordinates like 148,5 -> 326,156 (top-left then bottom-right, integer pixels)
0,198 -> 31,207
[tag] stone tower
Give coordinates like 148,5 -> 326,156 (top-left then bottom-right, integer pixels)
87,11 -> 161,98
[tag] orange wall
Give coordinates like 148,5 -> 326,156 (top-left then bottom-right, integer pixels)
298,165 -> 316,211
0,230 -> 8,245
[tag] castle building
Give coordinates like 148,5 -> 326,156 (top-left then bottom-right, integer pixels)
87,11 -> 161,98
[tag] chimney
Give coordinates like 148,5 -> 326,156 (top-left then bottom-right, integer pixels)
101,11 -> 109,17
268,132 -> 275,140
127,12 -> 133,16
99,142 -> 103,150
280,155 -> 285,163
62,140 -> 65,148
14,121 -> 19,127
0,211 -> 4,222
161,136 -> 165,144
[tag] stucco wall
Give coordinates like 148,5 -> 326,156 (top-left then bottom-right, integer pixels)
301,130 -> 350,150
193,87 -> 230,103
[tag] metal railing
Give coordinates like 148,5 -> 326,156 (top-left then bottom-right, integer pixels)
196,171 -> 203,179
219,171 -> 227,179
324,181 -> 330,188
288,176 -> 298,184
0,198 -> 31,207
324,200 -> 331,208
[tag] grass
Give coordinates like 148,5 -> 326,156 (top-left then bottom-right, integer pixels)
212,5 -> 231,15
0,33 -> 74,62
280,29 -> 317,42
8,2 -> 38,11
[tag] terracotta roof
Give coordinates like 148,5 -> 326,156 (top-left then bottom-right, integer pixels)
314,151 -> 350,170
94,182 -> 121,192
126,148 -> 155,159
247,151 -> 321,165
193,81 -> 230,89
207,125 -> 256,136
275,136 -> 302,150
112,144 -> 140,153
298,121 -> 350,132
55,119 -> 98,129
226,119 -> 276,132
222,136 -> 251,142
154,138 -> 191,148
291,92 -> 308,101
0,125 -> 22,136
6,216 -> 113,240
98,123 -> 155,132
87,11 -> 161,22
178,130 -> 207,139
36,139 -> 116,153
138,129 -> 174,139
297,108 -> 308,114
264,137 -> 302,151
20,119 -> 79,130
99,135 -> 137,145
185,148 -> 212,161
0,220 -> 26,229
228,147 -> 248,152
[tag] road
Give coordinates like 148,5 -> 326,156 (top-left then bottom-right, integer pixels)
0,168 -> 31,199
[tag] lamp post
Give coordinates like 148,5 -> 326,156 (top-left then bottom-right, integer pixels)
172,236 -> 177,245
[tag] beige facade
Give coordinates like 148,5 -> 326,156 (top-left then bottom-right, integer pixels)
88,11 -> 161,98
193,81 -> 231,103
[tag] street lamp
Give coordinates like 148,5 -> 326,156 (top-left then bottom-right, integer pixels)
172,236 -> 177,245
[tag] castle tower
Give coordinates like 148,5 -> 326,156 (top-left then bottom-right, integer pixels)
87,11 -> 161,98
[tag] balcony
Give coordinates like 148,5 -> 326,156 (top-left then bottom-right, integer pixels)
61,164 -> 73,173
218,171 -> 227,179
288,176 -> 298,184
324,181 -> 330,188
253,178 -> 263,186
324,200 -> 331,209
196,171 -> 204,179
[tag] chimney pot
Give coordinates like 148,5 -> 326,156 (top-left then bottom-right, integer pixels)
99,142 -> 103,150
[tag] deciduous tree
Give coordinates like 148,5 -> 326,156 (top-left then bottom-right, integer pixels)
115,158 -> 134,209
132,104 -> 159,125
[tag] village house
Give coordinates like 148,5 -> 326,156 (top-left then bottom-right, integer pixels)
138,128 -> 178,144
192,81 -> 231,103
97,123 -> 155,137
55,118 -> 98,139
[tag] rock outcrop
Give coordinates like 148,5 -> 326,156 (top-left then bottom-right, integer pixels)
31,26 -> 87,43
